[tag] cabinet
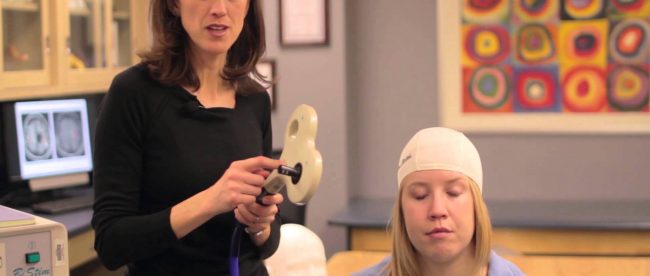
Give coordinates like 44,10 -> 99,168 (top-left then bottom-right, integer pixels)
0,0 -> 51,88
0,0 -> 149,100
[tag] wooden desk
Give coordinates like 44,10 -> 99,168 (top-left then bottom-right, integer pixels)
506,255 -> 650,275
327,251 -> 388,275
326,251 -> 650,276
330,198 -> 650,256
68,228 -> 96,269
347,227 -> 650,256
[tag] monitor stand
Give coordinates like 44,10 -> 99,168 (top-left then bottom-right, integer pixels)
28,173 -> 90,192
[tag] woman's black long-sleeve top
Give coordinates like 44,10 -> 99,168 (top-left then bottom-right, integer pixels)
91,64 -> 280,275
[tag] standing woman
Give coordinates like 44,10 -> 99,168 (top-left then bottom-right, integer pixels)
91,0 -> 283,275
355,127 -> 523,276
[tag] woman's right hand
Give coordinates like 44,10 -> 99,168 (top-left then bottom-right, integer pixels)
170,156 -> 282,238
206,156 -> 284,215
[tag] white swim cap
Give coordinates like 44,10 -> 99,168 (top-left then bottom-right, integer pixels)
397,127 -> 483,191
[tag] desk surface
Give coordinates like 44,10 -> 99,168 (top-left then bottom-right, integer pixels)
327,251 -> 650,276
330,198 -> 650,230
38,208 -> 93,236
13,187 -> 96,236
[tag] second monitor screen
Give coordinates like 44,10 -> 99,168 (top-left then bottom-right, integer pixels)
15,99 -> 93,180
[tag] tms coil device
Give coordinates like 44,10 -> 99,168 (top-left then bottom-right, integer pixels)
230,104 -> 323,276
259,104 -> 322,205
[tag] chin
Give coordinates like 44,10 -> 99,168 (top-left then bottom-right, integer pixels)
422,245 -> 464,264
195,42 -> 233,56
429,252 -> 460,263
433,253 -> 459,263
203,47 -> 230,55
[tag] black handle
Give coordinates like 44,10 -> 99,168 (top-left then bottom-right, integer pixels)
255,189 -> 272,206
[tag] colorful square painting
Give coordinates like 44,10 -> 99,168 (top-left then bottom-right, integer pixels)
438,0 -> 650,133
462,0 -> 648,114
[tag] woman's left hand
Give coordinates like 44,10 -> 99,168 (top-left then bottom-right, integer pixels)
234,193 -> 283,244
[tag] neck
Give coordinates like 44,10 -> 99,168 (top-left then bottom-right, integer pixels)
194,68 -> 230,94
418,247 -> 486,276
186,46 -> 236,108
189,45 -> 230,92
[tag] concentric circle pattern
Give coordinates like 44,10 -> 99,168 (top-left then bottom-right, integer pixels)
565,26 -> 604,59
515,69 -> 559,110
465,26 -> 510,63
608,65 -> 649,111
562,67 -> 607,112
463,0 -> 510,22
609,19 -> 649,63
516,24 -> 555,63
563,0 -> 604,19
514,0 -> 558,20
611,0 -> 645,13
469,66 -> 510,109
460,0 -> 648,114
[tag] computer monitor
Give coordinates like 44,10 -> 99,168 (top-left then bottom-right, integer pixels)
3,99 -> 93,192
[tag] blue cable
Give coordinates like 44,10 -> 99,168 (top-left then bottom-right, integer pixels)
229,189 -> 270,276
229,223 -> 244,276
228,165 -> 297,276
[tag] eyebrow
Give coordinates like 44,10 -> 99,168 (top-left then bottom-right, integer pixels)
445,177 -> 466,185
407,177 -> 467,188
407,181 -> 429,188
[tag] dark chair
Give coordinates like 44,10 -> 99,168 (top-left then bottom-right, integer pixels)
277,188 -> 306,225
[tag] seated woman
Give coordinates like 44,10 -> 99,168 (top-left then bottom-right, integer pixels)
354,127 -> 523,276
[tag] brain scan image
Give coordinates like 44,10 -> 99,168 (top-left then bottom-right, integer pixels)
22,113 -> 53,161
54,111 -> 85,157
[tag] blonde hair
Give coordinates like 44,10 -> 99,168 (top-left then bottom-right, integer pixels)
386,178 -> 492,276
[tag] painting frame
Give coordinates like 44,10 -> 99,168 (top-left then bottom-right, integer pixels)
279,0 -> 330,47
437,1 -> 650,134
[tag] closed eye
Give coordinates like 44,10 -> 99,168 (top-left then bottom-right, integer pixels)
415,194 -> 428,200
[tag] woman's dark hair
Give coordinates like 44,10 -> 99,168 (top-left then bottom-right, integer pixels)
139,0 -> 266,92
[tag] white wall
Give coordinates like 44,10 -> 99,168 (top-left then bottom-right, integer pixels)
263,0 -> 348,256
347,0 -> 439,198
264,0 -> 650,257
346,0 -> 650,203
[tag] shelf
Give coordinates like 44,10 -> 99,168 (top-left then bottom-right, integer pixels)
69,7 -> 90,17
113,10 -> 129,20
0,81 -> 107,102
1,1 -> 38,12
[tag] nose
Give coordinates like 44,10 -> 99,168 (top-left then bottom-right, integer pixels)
428,194 -> 448,220
209,0 -> 227,17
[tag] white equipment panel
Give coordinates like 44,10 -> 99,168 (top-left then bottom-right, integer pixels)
0,206 -> 68,276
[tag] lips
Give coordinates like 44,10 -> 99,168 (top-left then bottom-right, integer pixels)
206,24 -> 229,37
426,227 -> 452,238
427,227 -> 451,234
207,24 -> 227,30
